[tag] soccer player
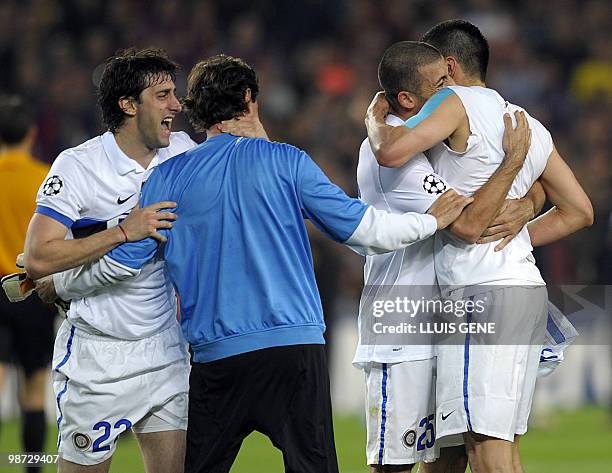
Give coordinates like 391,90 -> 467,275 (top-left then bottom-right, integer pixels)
354,41 -> 538,473
23,49 -> 197,473
365,20 -> 593,473
0,95 -> 57,473
44,54 -> 473,473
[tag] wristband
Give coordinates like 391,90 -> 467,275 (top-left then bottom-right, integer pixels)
117,224 -> 129,243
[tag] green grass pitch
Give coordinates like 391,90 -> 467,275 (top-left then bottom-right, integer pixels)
1,408 -> 610,472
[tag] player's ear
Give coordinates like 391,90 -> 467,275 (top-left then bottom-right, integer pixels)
244,88 -> 252,104
118,96 -> 137,118
397,91 -> 417,111
446,56 -> 459,79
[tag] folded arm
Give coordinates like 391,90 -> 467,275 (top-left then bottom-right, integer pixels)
476,180 -> 546,250
24,214 -> 126,280
24,202 -> 176,280
527,147 -> 593,246
365,89 -> 464,168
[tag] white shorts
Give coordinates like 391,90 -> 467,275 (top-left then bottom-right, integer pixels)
364,358 -> 439,465
435,286 -> 547,441
52,320 -> 190,465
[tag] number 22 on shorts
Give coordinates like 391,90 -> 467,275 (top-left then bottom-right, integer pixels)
92,419 -> 133,452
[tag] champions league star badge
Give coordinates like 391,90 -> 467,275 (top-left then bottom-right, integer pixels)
422,174 -> 447,195
42,175 -> 64,196
73,433 -> 91,450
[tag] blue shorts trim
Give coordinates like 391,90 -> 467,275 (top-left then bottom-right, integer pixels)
378,363 -> 389,465
54,325 -> 75,448
463,296 -> 475,431
54,325 -> 76,371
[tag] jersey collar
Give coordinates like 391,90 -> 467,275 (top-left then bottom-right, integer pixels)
101,131 -> 158,176
386,113 -> 405,126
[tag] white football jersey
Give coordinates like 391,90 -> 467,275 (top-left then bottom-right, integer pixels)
37,131 -> 196,339
353,115 -> 449,366
428,86 -> 553,290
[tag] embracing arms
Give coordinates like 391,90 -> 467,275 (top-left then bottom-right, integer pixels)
24,203 -> 176,280
366,89 -> 465,168
527,147 -> 593,246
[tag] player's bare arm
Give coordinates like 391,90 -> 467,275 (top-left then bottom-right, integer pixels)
365,90 -> 466,168
477,180 -> 546,250
447,110 -> 532,243
24,201 -> 177,279
427,189 -> 474,229
527,146 -> 593,246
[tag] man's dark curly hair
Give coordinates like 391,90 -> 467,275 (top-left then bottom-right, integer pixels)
183,54 -> 259,131
98,48 -> 179,132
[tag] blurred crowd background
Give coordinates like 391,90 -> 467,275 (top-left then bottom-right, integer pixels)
0,0 -> 610,411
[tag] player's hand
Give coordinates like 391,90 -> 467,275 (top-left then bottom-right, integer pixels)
502,110 -> 531,166
427,189 -> 474,230
35,275 -> 57,304
219,101 -> 269,140
366,91 -> 390,124
120,201 -> 177,243
477,198 -> 535,251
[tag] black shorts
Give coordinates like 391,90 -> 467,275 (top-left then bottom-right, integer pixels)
0,289 -> 56,376
185,344 -> 339,473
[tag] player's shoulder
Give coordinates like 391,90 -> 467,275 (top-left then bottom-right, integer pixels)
52,134 -> 105,171
238,136 -> 307,160
441,85 -> 471,100
449,85 -> 492,96
505,101 -> 552,138
449,85 -> 505,108
504,100 -> 554,158
156,131 -> 197,167
169,131 -> 197,153
405,153 -> 435,173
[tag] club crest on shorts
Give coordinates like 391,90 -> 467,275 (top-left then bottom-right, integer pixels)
402,429 -> 416,448
43,175 -> 63,196
422,174 -> 446,195
73,432 -> 91,450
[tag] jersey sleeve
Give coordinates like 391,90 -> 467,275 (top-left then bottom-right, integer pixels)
383,169 -> 449,214
295,150 -> 438,254
106,167 -> 173,270
295,150 -> 368,242
53,257 -> 140,301
35,151 -> 89,228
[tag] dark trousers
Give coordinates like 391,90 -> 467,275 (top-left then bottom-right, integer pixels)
185,344 -> 339,473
